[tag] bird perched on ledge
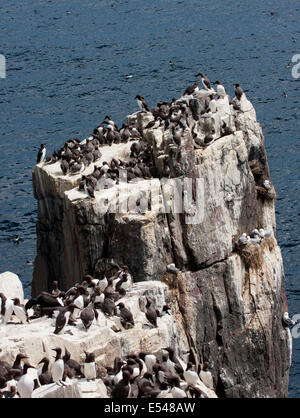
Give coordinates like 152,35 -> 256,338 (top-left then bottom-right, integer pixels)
195,72 -> 212,90
136,95 -> 150,112
234,83 -> 244,100
215,80 -> 226,98
37,143 -> 46,164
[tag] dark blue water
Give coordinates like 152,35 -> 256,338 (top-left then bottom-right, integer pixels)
0,0 -> 299,397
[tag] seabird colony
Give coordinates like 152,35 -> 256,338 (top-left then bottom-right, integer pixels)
0,265 -> 215,398
35,73 -> 250,200
2,73 -> 284,399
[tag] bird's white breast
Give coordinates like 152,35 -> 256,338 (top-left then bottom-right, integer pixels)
83,362 -> 97,380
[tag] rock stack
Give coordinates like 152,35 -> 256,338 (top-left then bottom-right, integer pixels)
0,76 -> 291,397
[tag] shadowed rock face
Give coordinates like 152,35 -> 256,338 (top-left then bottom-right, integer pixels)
31,90 -> 290,397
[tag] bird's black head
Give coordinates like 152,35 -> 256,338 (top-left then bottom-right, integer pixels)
119,288 -> 126,297
38,357 -> 49,364
12,298 -> 20,305
16,353 -> 28,361
196,72 -> 203,77
84,351 -> 95,362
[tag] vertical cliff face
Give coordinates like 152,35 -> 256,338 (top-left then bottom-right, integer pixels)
32,90 -> 291,397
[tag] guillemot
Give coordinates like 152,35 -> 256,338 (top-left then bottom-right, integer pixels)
17,363 -> 36,398
196,72 -> 212,90
234,83 -> 244,100
83,351 -> 97,380
51,348 -> 64,385
136,95 -> 150,112
37,143 -> 46,164
215,80 -> 226,98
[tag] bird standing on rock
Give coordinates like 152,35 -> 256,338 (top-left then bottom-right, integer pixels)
54,304 -> 76,335
215,80 -> 226,98
136,95 -> 150,112
38,357 -> 53,386
37,144 -> 46,164
117,302 -> 135,328
196,72 -> 212,90
0,294 -> 14,324
183,82 -> 199,96
234,83 -> 244,100
83,352 -> 97,380
12,298 -> 28,324
51,348 -> 65,385
17,363 -> 36,398
63,349 -> 83,378
145,298 -> 158,328
80,306 -> 97,331
112,369 -> 131,398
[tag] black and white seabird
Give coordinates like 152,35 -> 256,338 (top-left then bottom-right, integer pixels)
145,118 -> 161,130
80,306 -> 96,331
12,298 -> 28,324
54,304 -> 76,335
60,159 -> 69,175
51,348 -> 65,385
112,369 -> 131,398
136,95 -> 150,112
145,298 -> 158,328
12,354 -> 28,372
83,352 -> 97,380
215,81 -> 226,98
208,95 -> 217,113
221,121 -> 234,136
170,376 -> 187,398
25,292 -> 62,310
63,349 -> 84,378
102,115 -> 118,131
37,143 -> 46,164
117,302 -> 135,328
234,83 -> 244,100
102,295 -> 117,317
196,72 -> 212,90
183,82 -> 199,96
0,294 -> 14,324
138,352 -> 157,374
163,347 -> 185,377
106,125 -> 115,146
38,357 -> 53,386
183,362 -> 201,387
10,235 -> 21,244
1,386 -> 18,398
17,363 -> 36,398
